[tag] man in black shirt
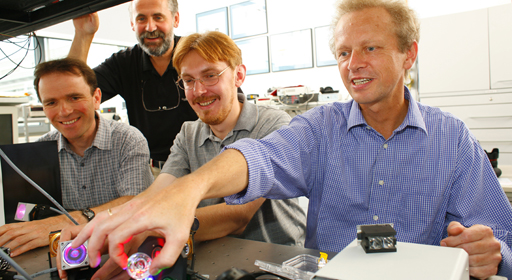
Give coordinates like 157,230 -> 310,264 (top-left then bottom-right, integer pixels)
68,0 -> 198,176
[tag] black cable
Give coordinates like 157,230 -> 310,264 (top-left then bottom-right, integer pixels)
0,39 -> 30,63
0,32 -> 41,81
0,148 -> 79,279
32,32 -> 43,65
0,148 -> 79,225
0,35 -> 30,63
0,37 -> 29,80
13,268 -> 58,279
0,249 -> 31,280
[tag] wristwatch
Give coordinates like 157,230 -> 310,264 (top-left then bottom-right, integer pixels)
81,208 -> 95,221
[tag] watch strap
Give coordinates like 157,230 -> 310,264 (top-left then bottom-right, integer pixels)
81,208 -> 95,221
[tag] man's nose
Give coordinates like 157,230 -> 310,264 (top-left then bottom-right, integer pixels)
193,80 -> 207,94
59,102 -> 73,116
146,18 -> 157,32
347,50 -> 367,71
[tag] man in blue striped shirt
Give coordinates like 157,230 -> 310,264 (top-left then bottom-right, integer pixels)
72,0 -> 512,279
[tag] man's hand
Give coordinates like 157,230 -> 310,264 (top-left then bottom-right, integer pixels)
57,224 -> 87,280
0,216 -> 75,257
71,151 -> 249,276
441,221 -> 502,279
58,222 -> 148,280
58,223 -> 129,280
69,12 -> 99,61
72,12 -> 99,36
72,176 -> 199,275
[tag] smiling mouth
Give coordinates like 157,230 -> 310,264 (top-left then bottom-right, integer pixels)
199,99 -> 215,106
61,118 -> 79,125
353,78 -> 372,85
145,36 -> 161,40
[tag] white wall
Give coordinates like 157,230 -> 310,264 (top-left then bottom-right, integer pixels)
33,0 -> 512,98
408,0 -> 510,18
178,0 -> 346,98
36,0 -> 347,99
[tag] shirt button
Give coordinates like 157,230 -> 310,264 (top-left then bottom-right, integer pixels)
379,180 -> 384,186
82,185 -> 87,189
383,144 -> 388,149
373,215 -> 379,221
80,163 -> 85,167
220,144 -> 225,148
366,126 -> 371,130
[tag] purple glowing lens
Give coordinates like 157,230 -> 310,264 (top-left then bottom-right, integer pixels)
16,204 -> 26,220
63,243 -> 87,265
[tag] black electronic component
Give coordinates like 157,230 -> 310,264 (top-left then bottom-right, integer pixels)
66,266 -> 99,280
357,224 -> 397,253
215,268 -> 281,280
14,203 -> 59,222
0,247 -> 11,271
137,236 -> 188,280
0,142 -> 63,225
216,268 -> 254,280
319,86 -> 339,94
0,270 -> 17,280
485,148 -> 502,178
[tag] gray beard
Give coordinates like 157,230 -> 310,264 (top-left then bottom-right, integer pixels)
137,31 -> 173,57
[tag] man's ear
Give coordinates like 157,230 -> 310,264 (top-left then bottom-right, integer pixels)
174,12 -> 180,28
234,64 -> 246,88
93,88 -> 102,110
403,41 -> 418,71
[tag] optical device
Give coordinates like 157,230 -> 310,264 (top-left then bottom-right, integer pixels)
59,240 -> 89,270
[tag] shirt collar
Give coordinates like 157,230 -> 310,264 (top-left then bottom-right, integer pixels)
198,93 -> 254,145
57,112 -> 112,153
347,86 -> 427,134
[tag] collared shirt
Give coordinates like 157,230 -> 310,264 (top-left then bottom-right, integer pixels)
225,87 -> 512,278
161,94 -> 307,246
38,115 -> 153,210
94,36 -> 198,161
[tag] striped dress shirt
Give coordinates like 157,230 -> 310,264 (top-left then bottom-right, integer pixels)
225,87 -> 512,278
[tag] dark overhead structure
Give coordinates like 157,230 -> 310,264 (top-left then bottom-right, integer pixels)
0,0 -> 130,41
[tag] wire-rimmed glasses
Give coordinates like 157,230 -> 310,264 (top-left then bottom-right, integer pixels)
176,66 -> 230,91
141,79 -> 181,112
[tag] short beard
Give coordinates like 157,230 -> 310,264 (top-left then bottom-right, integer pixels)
194,94 -> 234,126
137,30 -> 173,57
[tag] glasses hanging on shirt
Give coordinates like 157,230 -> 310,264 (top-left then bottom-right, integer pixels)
141,78 -> 181,112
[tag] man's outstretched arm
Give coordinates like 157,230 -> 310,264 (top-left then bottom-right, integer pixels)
68,12 -> 99,62
72,149 -> 251,274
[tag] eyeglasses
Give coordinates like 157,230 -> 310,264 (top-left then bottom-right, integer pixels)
176,66 -> 230,91
141,79 -> 181,112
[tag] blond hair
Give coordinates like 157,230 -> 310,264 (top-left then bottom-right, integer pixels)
329,0 -> 420,55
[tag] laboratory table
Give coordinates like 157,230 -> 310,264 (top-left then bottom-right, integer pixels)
9,236 -> 329,279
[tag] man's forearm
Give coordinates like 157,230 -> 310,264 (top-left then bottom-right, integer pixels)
68,31 -> 94,62
193,198 -> 265,242
194,149 -> 249,200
